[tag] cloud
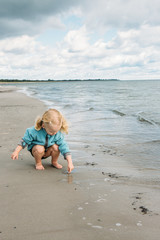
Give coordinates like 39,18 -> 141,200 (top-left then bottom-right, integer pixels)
0,0 -> 160,80
0,0 -> 79,19
63,26 -> 90,52
1,0 -> 160,39
1,0 -> 160,41
0,16 -> 65,39
0,0 -> 82,38
60,24 -> 160,70
80,0 -> 160,31
0,23 -> 159,80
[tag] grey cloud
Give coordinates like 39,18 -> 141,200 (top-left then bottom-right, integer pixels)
1,0 -> 160,45
0,0 -> 82,38
1,0 -> 160,40
81,0 -> 160,30
0,17 -> 51,39
0,0 -> 78,20
3,46 -> 27,55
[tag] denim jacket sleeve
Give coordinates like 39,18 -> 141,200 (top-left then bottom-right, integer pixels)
18,128 -> 34,149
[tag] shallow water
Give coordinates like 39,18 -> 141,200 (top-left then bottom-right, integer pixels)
3,80 -> 160,172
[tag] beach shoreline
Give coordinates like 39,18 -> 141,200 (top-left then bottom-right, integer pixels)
0,86 -> 160,240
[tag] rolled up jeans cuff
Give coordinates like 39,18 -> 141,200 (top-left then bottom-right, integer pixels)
64,152 -> 71,160
18,139 -> 27,149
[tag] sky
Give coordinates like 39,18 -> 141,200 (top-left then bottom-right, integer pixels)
0,0 -> 160,80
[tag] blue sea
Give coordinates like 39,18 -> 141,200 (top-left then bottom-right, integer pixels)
4,80 -> 160,177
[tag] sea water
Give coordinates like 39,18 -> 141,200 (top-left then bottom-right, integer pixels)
4,80 -> 160,172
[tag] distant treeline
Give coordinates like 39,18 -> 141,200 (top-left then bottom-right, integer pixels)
0,79 -> 119,82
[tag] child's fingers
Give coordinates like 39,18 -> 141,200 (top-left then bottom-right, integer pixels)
68,167 -> 71,173
11,154 -> 18,160
68,165 -> 74,173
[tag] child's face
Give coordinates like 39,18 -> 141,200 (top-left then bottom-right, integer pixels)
43,123 -> 61,135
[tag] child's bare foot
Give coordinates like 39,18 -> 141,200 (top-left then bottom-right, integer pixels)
52,162 -> 63,169
36,164 -> 45,170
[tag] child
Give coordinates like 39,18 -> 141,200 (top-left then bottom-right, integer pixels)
11,108 -> 74,173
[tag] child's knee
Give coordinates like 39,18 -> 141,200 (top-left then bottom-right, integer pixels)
33,145 -> 45,155
52,144 -> 59,152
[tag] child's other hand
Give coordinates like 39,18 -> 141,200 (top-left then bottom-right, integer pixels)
11,151 -> 19,160
66,155 -> 74,173
11,146 -> 22,160
68,162 -> 74,173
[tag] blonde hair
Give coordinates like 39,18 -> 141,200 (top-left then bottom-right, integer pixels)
35,109 -> 69,134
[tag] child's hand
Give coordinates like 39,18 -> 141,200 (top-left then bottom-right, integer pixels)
67,161 -> 74,173
11,151 -> 19,160
66,155 -> 74,173
11,145 -> 22,160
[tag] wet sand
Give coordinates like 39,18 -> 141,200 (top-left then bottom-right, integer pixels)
0,86 -> 160,240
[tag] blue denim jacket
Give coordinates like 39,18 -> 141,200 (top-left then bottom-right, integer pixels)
19,126 -> 71,159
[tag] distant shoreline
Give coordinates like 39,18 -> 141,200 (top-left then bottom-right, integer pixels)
1,79 -> 160,83
0,79 -> 119,83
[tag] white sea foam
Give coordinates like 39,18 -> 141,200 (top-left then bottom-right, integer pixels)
17,87 -> 34,98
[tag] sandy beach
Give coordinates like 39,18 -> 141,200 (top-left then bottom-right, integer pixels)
0,85 -> 160,240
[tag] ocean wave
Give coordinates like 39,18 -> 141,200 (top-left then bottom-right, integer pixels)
63,104 -> 74,109
112,109 -> 126,116
89,107 -> 94,111
68,107 -> 95,114
155,121 -> 160,126
73,117 -> 110,123
17,86 -> 58,109
142,140 -> 160,144
41,99 -> 55,108
136,113 -> 157,126
17,87 -> 34,97
81,107 -> 95,112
